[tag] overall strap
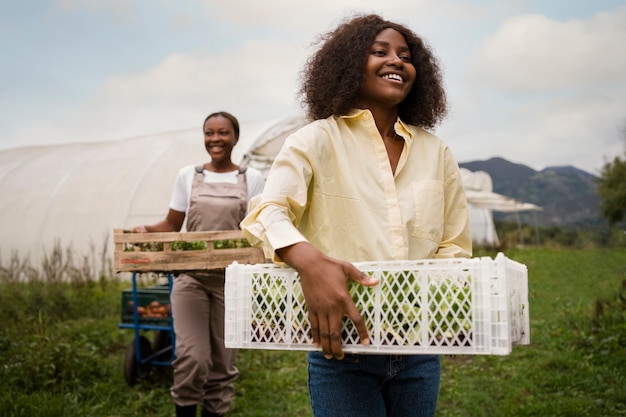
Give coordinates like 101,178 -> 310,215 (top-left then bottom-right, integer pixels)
238,166 -> 247,183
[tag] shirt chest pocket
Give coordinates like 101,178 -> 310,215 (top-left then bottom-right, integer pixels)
411,180 -> 444,242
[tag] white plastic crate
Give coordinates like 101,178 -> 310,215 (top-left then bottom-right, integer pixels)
225,253 -> 529,355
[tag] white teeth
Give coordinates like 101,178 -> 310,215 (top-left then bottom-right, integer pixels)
382,74 -> 402,82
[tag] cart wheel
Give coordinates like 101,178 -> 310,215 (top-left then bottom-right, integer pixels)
124,336 -> 152,386
152,330 -> 173,363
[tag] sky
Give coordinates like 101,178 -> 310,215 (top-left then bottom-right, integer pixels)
1,0 -> 625,176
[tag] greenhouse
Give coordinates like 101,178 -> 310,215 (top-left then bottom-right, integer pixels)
0,115 -> 306,268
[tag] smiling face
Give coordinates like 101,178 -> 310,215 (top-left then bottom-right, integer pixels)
203,115 -> 238,165
356,28 -> 416,112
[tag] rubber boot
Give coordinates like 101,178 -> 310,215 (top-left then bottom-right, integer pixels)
176,404 -> 197,417
201,409 -> 224,417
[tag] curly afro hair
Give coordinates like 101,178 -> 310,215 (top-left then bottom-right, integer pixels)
298,14 -> 447,130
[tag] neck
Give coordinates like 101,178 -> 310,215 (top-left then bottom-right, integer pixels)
358,105 -> 399,138
205,161 -> 238,173
373,112 -> 399,139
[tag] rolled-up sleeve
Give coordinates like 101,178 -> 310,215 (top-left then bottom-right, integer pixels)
240,135 -> 312,262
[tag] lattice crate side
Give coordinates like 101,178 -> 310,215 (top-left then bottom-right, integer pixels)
478,255 -> 510,355
471,258 -> 495,354
497,253 -> 530,346
345,260 -> 480,353
225,263 -> 314,351
425,262 -> 475,350
227,259 -> 474,354
360,258 -> 522,355
485,254 -> 531,354
224,263 -> 251,348
343,266 -> 379,347
225,255 -> 529,355
248,265 -> 309,349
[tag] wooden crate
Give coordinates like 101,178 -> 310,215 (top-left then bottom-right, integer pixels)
113,228 -> 265,273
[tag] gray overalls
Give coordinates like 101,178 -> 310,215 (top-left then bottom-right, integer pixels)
170,166 -> 247,415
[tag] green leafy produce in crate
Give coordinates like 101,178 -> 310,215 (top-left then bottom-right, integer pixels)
346,271 -> 473,346
249,269 -> 473,347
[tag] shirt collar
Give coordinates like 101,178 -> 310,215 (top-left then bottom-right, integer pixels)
340,109 -> 414,144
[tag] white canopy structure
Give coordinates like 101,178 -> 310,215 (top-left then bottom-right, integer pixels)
0,115 -> 539,268
460,168 -> 542,247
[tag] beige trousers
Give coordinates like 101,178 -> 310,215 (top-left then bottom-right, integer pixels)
170,272 -> 238,415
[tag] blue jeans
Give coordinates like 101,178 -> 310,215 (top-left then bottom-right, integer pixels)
307,352 -> 440,417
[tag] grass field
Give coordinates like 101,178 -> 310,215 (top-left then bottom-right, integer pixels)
0,248 -> 624,416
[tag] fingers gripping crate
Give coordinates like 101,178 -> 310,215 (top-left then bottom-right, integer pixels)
224,253 -> 530,355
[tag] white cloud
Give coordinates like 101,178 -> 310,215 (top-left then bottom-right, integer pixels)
469,8 -> 626,91
4,1 -> 624,174
441,5 -> 626,173
97,36 -> 310,115
8,37 -> 309,147
12,0 -> 469,150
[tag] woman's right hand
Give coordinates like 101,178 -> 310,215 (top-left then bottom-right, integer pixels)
276,242 -> 379,360
127,209 -> 185,234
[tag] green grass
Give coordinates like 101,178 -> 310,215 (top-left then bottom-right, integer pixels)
0,248 -> 625,416
437,248 -> 626,417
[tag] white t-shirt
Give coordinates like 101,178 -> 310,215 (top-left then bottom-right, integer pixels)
169,165 -> 265,214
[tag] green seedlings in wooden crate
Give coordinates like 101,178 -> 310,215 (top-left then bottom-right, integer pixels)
214,239 -> 252,249
172,241 -> 207,251
123,239 -> 251,252
123,242 -> 164,252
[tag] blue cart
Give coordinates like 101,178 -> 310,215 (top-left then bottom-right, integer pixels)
118,272 -> 175,386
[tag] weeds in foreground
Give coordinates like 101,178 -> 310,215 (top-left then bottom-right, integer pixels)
0,237 -> 112,284
0,247 -> 625,416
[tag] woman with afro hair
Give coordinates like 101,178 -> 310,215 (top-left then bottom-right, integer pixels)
241,13 -> 471,417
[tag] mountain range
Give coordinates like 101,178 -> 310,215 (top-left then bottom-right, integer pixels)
458,157 -> 602,227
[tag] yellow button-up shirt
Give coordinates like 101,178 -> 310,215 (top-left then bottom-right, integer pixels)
241,109 -> 472,263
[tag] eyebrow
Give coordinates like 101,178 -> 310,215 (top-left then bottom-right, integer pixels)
371,40 -> 410,52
